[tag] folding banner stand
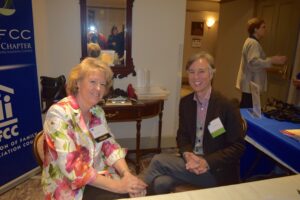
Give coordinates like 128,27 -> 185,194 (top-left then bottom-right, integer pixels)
0,0 -> 42,194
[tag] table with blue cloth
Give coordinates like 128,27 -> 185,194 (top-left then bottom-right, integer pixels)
240,109 -> 300,180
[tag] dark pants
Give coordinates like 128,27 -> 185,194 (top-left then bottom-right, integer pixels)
83,185 -> 128,200
240,92 -> 252,108
142,154 -> 217,194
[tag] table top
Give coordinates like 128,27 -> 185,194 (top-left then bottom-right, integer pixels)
240,109 -> 300,173
101,99 -> 164,107
118,174 -> 300,200
101,99 -> 164,122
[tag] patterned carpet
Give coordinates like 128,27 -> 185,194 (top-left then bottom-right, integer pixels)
0,148 -> 178,200
0,174 -> 44,200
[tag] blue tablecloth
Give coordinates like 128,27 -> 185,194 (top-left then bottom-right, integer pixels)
240,109 -> 300,173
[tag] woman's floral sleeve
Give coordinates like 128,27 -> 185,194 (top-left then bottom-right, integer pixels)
98,110 -> 127,166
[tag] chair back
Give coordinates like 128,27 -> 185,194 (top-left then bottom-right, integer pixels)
241,117 -> 248,134
33,131 -> 44,167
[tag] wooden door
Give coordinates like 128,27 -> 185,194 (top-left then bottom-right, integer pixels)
255,0 -> 300,104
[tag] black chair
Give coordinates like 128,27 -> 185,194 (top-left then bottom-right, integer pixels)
40,75 -> 67,113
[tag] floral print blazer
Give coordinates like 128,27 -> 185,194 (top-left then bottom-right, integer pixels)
41,96 -> 126,200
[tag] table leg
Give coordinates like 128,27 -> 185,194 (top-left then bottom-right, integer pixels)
157,111 -> 163,153
135,119 -> 141,174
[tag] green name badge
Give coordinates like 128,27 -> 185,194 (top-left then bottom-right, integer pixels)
208,117 -> 226,138
211,127 -> 226,138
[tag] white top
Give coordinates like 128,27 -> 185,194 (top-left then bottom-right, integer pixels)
236,37 -> 272,93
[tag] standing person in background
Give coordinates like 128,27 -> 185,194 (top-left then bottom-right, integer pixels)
142,52 -> 245,194
236,17 -> 287,108
117,24 -> 125,60
41,58 -> 147,200
107,25 -> 121,56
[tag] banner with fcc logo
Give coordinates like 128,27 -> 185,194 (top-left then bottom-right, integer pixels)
0,0 -> 42,191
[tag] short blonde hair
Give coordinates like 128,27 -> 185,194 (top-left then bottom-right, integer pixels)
87,43 -> 101,58
66,57 -> 113,96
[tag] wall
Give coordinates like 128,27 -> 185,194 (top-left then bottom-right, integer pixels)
288,30 -> 300,106
32,0 -> 82,78
32,0 -> 186,148
213,0 -> 255,100
182,1 -> 219,79
113,0 -> 186,148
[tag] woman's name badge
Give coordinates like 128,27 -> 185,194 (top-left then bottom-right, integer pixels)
208,117 -> 226,138
90,124 -> 111,143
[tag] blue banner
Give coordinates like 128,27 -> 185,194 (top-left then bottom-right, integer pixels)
0,0 -> 42,187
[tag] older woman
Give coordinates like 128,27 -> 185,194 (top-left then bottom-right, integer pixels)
42,58 -> 147,200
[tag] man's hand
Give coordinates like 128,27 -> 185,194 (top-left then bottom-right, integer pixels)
183,152 -> 209,175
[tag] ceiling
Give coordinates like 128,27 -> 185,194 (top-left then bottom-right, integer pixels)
87,0 -> 223,9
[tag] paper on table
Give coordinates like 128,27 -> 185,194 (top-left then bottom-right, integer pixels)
281,129 -> 300,135
280,129 -> 300,141
105,96 -> 132,106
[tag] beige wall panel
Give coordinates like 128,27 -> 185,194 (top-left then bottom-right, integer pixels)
213,0 -> 255,101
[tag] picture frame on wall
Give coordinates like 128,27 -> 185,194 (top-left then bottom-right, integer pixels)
191,21 -> 204,36
192,38 -> 201,48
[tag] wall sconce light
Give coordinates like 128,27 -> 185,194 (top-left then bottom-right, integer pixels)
206,17 -> 215,28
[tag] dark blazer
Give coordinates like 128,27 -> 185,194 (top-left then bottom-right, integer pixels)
176,90 -> 245,186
